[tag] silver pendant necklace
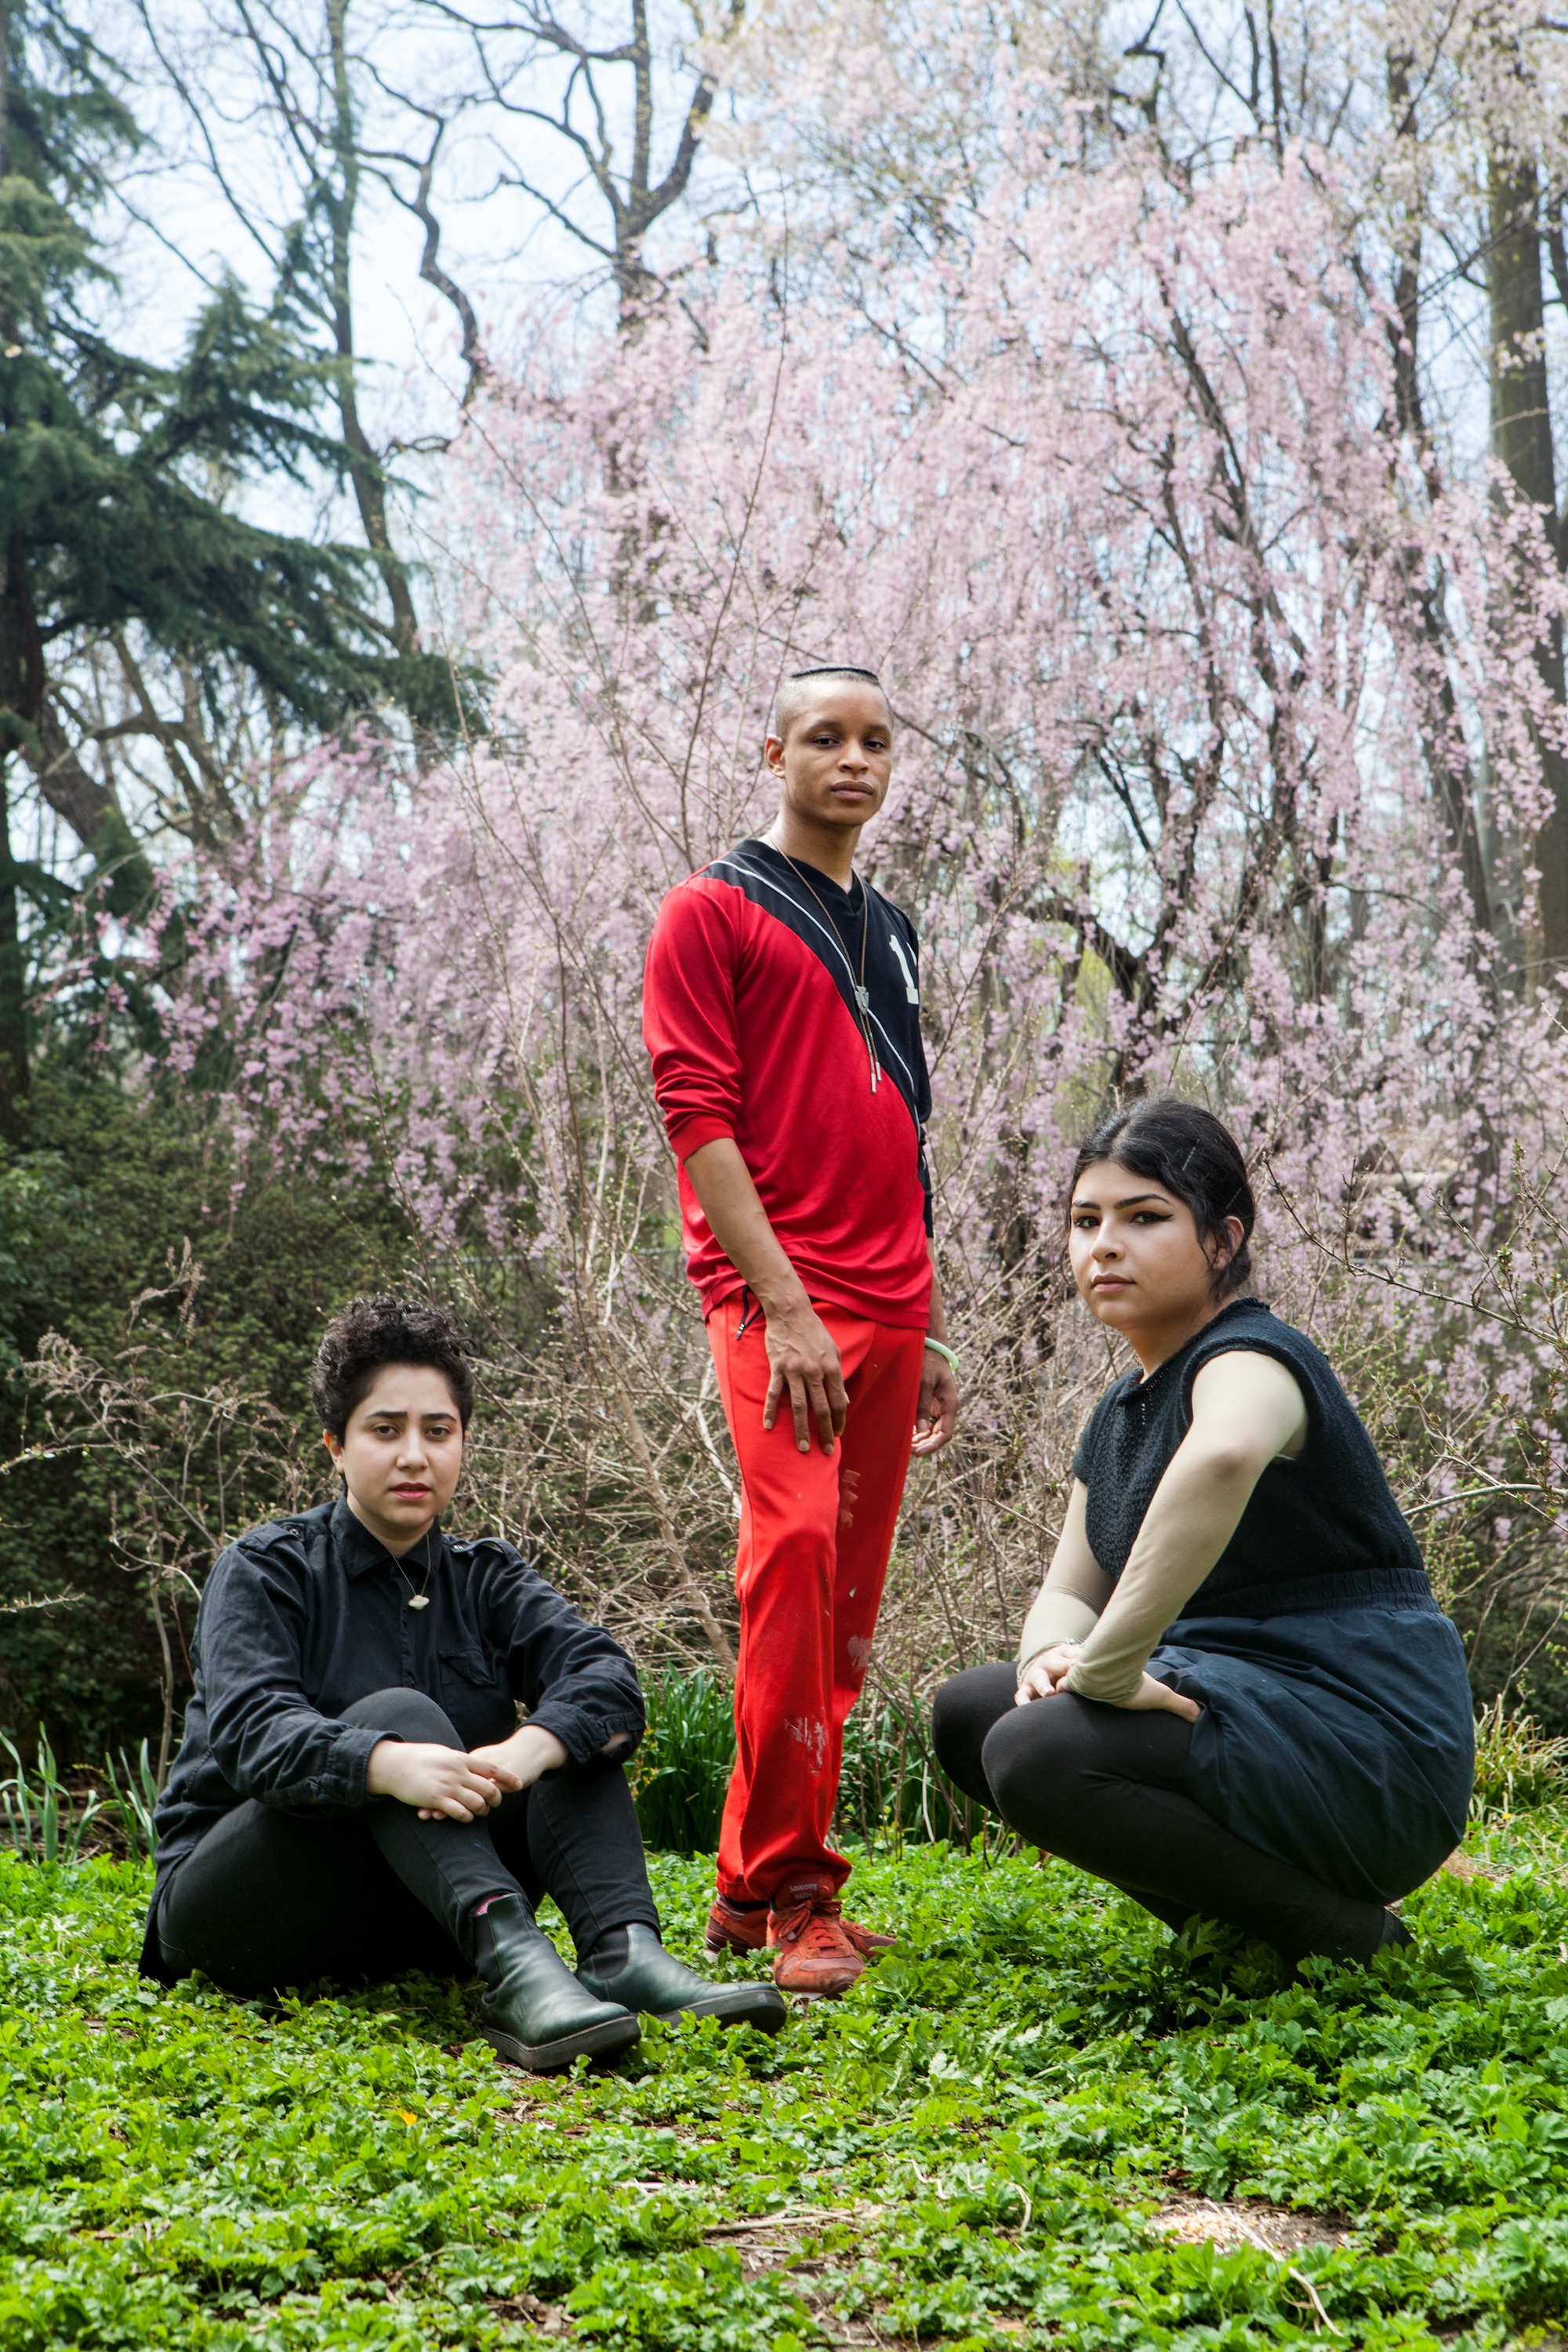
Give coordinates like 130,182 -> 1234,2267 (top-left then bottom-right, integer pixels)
396,1529 -> 436,1610
778,851 -> 880,1091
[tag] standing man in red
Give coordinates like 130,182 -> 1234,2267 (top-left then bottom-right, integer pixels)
642,666 -> 960,1996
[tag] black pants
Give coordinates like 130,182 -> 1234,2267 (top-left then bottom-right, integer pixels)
158,1689 -> 661,1998
931,1664 -> 1393,1963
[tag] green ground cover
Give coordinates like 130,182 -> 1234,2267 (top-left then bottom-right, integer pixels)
5,1834 -> 1568,2350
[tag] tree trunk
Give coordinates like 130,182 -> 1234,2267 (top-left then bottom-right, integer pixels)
0,757 -> 28,1139
325,0 -> 421,661
1386,52 -> 1424,442
0,526 -> 42,1131
1490,156 -> 1555,512
1488,150 -> 1568,983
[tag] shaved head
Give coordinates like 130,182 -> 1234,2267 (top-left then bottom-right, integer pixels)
770,665 -> 891,744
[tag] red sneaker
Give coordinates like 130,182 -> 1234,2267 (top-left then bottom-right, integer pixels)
704,1894 -> 770,1955
706,1886 -> 898,1962
768,1878 -> 866,1997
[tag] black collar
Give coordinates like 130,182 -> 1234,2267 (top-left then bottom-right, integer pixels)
1116,1297 -> 1270,1404
332,1496 -> 446,1581
735,838 -> 867,913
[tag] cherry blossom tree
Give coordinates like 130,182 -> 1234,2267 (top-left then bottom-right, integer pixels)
146,93 -> 1568,1679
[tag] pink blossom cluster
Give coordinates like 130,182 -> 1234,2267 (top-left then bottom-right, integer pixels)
152,133 -> 1568,1501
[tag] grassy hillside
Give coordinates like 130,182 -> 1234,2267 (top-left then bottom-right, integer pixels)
5,1831 -> 1568,2349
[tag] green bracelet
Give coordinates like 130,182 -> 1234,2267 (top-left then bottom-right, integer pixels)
923,1336 -> 959,1374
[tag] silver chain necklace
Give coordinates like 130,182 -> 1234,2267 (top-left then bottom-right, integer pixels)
394,1528 -> 437,1610
775,849 -> 880,1091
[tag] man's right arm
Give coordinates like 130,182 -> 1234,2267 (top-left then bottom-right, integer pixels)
644,883 -> 848,1456
683,1137 -> 848,1454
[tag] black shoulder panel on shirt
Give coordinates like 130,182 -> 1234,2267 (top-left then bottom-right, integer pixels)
447,1534 -> 526,1572
230,1517 -> 310,1559
876,888 -> 919,949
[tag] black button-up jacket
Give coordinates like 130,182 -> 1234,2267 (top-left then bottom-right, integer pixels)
150,1499 -> 646,1896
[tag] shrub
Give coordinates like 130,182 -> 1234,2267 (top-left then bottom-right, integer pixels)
1471,1694 -> 1568,1820
630,1671 -> 985,1855
0,1075 -> 409,1760
631,1671 -> 735,1853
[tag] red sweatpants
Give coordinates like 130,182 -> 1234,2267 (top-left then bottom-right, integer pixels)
708,1301 -> 926,1904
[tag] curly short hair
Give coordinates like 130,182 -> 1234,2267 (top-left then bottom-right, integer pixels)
310,1296 -> 476,1437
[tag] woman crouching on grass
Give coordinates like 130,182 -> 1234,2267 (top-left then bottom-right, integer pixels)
933,1101 -> 1475,1969
141,1296 -> 785,2067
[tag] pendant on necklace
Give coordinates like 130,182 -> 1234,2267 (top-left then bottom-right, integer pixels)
408,1594 -> 430,1610
855,985 -> 870,1011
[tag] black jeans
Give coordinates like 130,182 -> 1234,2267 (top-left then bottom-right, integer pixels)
158,1688 -> 660,1997
931,1664 -> 1393,1963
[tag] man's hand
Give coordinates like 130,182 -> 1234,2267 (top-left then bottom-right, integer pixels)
366,1739 -> 517,1823
678,1140 -> 847,1454
1014,1644 -> 1080,1703
912,1345 -> 959,1456
762,1296 -> 848,1454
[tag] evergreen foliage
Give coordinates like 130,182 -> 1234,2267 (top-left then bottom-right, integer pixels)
0,1074 -> 408,1757
0,0 -> 465,1133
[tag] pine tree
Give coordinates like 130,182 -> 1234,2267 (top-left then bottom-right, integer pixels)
0,0 -> 432,1135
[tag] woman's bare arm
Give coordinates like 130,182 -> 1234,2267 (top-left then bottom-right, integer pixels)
1062,1352 -> 1307,1708
1016,1480 -> 1114,1671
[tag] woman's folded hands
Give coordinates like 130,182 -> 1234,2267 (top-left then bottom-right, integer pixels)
1015,1645 -> 1200,1720
366,1738 -> 514,1821
365,1722 -> 570,1822
1014,1642 -> 1080,1702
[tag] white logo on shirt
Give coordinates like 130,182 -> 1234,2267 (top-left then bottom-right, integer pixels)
887,931 -> 920,1004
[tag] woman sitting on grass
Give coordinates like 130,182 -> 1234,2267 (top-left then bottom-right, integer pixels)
933,1100 -> 1474,1968
141,1296 -> 785,2067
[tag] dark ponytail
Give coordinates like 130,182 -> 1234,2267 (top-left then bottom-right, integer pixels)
1065,1098 -> 1256,1296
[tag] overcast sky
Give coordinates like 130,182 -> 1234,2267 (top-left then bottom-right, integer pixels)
98,0 -> 725,536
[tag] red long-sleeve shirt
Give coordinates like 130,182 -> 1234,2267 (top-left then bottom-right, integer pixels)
643,839 -> 934,1328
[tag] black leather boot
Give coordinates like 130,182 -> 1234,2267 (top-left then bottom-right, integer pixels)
577,1923 -> 788,2031
474,1894 -> 641,2071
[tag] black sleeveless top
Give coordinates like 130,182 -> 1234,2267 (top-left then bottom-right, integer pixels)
1070,1298 -> 1430,1621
